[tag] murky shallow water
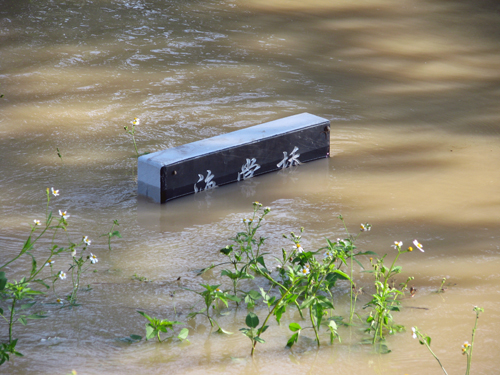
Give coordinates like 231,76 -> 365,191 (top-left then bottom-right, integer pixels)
1,0 -> 500,374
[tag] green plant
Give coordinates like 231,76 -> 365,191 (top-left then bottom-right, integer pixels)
186,284 -> 239,333
364,240 -> 423,352
199,202 -> 271,301
136,311 -> 188,342
412,306 -> 484,375
124,117 -> 140,157
0,188 -> 100,364
365,240 -> 424,353
101,220 -> 121,251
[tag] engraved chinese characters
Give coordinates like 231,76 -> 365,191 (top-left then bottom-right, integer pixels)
277,146 -> 301,169
193,147 -> 302,193
237,158 -> 261,181
194,170 -> 217,193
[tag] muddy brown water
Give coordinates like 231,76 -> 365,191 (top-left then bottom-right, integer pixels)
1,0 -> 500,374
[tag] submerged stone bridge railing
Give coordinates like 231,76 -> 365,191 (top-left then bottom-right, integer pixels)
138,112 -> 330,203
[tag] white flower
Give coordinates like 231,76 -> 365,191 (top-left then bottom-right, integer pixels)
413,239 -> 425,252
34,219 -> 41,226
215,287 -> 222,293
132,117 -> 140,126
59,210 -> 70,220
45,260 -> 54,267
462,341 -> 470,354
83,236 -> 91,246
324,249 -> 334,258
392,241 -> 403,249
71,249 -> 76,257
360,223 -> 371,232
56,298 -> 63,305
89,253 -> 98,264
412,327 -> 417,339
299,266 -> 310,276
51,187 -> 60,197
295,243 -> 304,253
58,271 -> 66,280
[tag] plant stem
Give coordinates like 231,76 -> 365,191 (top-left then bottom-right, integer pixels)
251,280 -> 298,356
132,135 -> 139,157
309,305 -> 320,346
423,339 -> 449,375
9,298 -> 17,343
467,309 -> 481,375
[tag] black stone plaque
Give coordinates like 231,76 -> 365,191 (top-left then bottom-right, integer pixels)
138,113 -> 330,203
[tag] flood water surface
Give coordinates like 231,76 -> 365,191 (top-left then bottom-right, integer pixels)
1,0 -> 500,374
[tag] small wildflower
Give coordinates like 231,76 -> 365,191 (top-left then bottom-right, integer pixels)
59,210 -> 70,220
132,117 -> 140,126
412,327 -> 417,339
58,271 -> 67,280
413,239 -> 425,252
45,260 -> 54,267
56,298 -> 63,305
408,247 -> 413,252
83,236 -> 91,246
215,287 -> 222,293
51,187 -> 60,197
264,206 -> 271,213
253,201 -> 262,207
462,341 -> 470,354
360,223 -> 371,232
295,243 -> 304,253
299,266 -> 310,276
324,249 -> 334,258
89,253 -> 98,264
392,241 -> 403,249
34,219 -> 41,226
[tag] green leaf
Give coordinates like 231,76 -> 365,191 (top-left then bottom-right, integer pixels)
220,246 -> 233,255
130,334 -> 142,341
254,336 -> 265,344
145,324 -> 157,340
137,311 -> 154,324
19,302 -> 36,310
33,279 -> 50,290
286,332 -> 299,348
333,269 -> 350,281
177,328 -> 189,341
275,305 -> 286,325
426,336 -> 431,346
356,251 -> 378,256
289,322 -> 302,332
30,256 -> 37,276
27,313 -> 48,319
300,296 -> 316,310
247,289 -> 261,300
111,231 -> 122,238
216,327 -> 233,335
18,317 -> 27,326
225,294 -> 241,303
0,271 -> 7,291
21,237 -> 33,255
246,312 -> 259,328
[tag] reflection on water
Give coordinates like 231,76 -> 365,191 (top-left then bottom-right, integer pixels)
1,0 -> 500,373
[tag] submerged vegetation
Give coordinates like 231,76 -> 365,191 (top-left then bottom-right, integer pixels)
0,189 -> 121,365
0,137 -> 485,372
